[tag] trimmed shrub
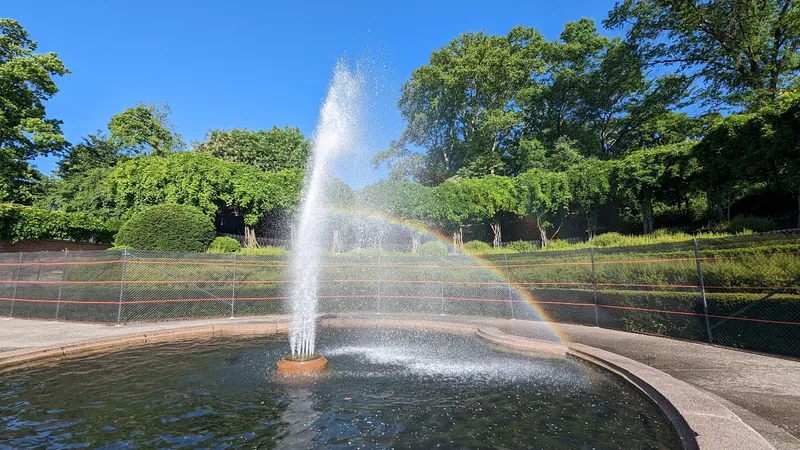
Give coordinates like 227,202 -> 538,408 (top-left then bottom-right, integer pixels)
0,203 -> 115,243
418,240 -> 449,256
463,240 -> 492,254
717,215 -> 777,234
208,236 -> 242,253
115,204 -> 215,252
506,240 -> 537,253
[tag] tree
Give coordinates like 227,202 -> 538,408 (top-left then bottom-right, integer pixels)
694,91 -> 800,225
385,27 -> 546,181
57,133 -> 123,178
427,177 -> 515,248
194,126 -> 310,172
519,18 -> 689,158
108,103 -> 184,156
0,19 -> 69,203
567,159 -> 611,239
606,0 -> 800,109
614,142 -> 700,233
514,169 -> 572,247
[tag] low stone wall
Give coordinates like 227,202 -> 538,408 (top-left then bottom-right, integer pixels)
0,240 -> 111,253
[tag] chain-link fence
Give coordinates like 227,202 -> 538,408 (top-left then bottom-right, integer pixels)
1,233 -> 798,357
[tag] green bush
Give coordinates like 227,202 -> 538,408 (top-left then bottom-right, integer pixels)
544,240 -> 573,250
589,232 -> 626,247
418,240 -> 449,256
207,236 -> 242,253
114,204 -> 215,252
237,246 -> 287,256
463,240 -> 492,254
0,203 -> 115,243
506,240 -> 537,253
717,215 -> 777,234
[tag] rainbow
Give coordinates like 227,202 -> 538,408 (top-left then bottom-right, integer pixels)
324,205 -> 571,344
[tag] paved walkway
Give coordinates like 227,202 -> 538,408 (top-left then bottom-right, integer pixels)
1,315 -> 798,449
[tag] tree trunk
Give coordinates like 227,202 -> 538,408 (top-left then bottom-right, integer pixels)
331,229 -> 343,254
538,224 -> 548,248
640,199 -> 654,234
452,228 -> 463,252
411,234 -> 420,254
586,214 -> 594,241
244,226 -> 259,249
490,221 -> 502,248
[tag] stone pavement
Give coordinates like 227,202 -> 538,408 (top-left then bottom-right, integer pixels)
1,315 -> 798,449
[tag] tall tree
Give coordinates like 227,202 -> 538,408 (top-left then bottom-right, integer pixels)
194,126 -> 310,172
520,18 -> 689,158
385,26 -> 546,181
0,19 -> 69,203
108,103 -> 184,156
606,0 -> 800,109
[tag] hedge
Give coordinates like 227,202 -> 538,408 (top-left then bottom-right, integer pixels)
0,203 -> 115,244
115,204 -> 215,252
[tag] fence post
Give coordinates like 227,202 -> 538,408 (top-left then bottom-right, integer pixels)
503,253 -> 515,319
590,247 -> 599,327
230,253 -> 237,317
693,238 -> 713,343
117,249 -> 128,325
439,260 -> 445,315
55,250 -> 68,321
9,252 -> 22,318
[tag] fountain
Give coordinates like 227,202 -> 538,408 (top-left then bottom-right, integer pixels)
278,62 -> 363,373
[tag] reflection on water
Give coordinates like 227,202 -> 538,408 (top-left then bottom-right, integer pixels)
0,329 -> 681,449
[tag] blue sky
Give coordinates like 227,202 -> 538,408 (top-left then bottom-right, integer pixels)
8,0 -> 617,187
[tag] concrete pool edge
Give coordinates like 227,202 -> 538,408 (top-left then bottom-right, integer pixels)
0,316 -> 775,450
568,344 -> 774,450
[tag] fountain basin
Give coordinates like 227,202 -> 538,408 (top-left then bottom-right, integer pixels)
277,354 -> 328,373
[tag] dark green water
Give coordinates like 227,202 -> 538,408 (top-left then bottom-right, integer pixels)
0,329 -> 681,449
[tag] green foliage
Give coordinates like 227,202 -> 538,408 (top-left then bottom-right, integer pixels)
0,19 -> 69,204
0,203 -> 114,243
428,177 -> 513,232
588,232 -> 626,248
360,180 -> 432,220
114,204 -> 215,252
108,103 -> 184,156
567,159 -> 611,237
506,240 -> 537,253
606,0 -> 800,109
717,216 -> 778,234
207,236 -> 242,253
236,246 -> 287,256
614,142 -> 700,233
195,126 -> 310,172
418,240 -> 449,256
389,26 -> 546,181
463,240 -> 492,254
57,133 -> 123,178
514,169 -> 571,245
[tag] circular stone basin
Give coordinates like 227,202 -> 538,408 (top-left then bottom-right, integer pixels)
0,328 -> 681,449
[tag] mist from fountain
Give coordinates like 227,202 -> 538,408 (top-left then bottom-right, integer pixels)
289,62 -> 363,358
